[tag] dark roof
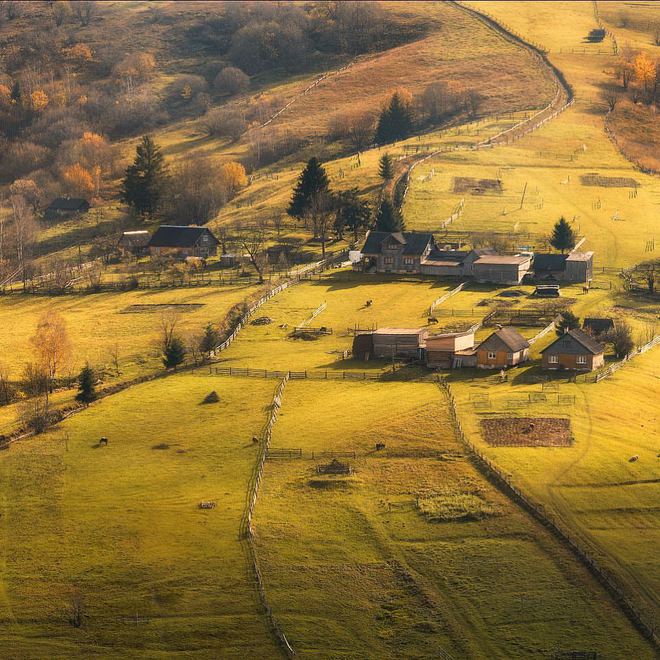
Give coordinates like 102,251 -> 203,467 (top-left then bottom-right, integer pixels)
479,327 -> 530,352
534,254 -> 567,272
426,248 -> 469,263
583,318 -> 614,335
541,328 -> 604,355
361,230 -> 434,256
149,225 -> 219,248
46,197 -> 90,211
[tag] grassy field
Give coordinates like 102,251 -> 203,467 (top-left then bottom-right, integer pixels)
404,1 -> 659,269
0,284 -> 260,380
0,374 -> 279,658
253,380 -> 654,657
451,348 -> 660,631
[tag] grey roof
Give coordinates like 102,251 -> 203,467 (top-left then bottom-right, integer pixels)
479,327 -> 530,352
583,318 -> 614,334
474,255 -> 530,266
120,230 -> 150,247
149,225 -> 219,248
46,197 -> 90,211
534,254 -> 567,272
541,328 -> 605,355
426,248 -> 469,263
566,251 -> 594,262
361,230 -> 434,256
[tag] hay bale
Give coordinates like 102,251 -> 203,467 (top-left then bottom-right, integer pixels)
202,391 -> 220,404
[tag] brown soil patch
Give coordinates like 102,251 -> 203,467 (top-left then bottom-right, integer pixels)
121,304 -> 204,314
453,177 -> 503,195
580,173 -> 639,188
480,417 -> 572,447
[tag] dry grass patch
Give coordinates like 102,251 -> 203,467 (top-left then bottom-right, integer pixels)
481,417 -> 573,447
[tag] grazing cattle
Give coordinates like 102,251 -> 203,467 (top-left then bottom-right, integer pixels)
366,299 -> 373,307
582,286 -> 589,295
375,443 -> 386,451
629,455 -> 639,462
427,316 -> 438,324
99,437 -> 108,446
252,436 -> 259,444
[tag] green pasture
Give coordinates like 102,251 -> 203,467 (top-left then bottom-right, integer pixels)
254,379 -> 653,658
0,284 -> 260,380
0,374 -> 278,658
452,348 -> 660,630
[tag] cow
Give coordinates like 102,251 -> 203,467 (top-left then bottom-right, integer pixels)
427,316 -> 438,324
99,437 -> 108,446
375,443 -> 386,451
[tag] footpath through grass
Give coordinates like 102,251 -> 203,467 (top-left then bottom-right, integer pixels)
0,374 -> 278,658
253,380 -> 653,658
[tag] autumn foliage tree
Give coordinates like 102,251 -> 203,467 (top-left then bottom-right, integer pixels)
30,310 -> 72,397
62,163 -> 95,198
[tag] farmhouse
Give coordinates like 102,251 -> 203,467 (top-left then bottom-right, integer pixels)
353,328 -> 427,360
583,317 -> 615,336
532,252 -> 594,283
44,197 -> 90,221
359,230 -> 529,284
425,330 -> 475,368
148,225 -> 219,258
118,230 -> 151,256
476,327 -> 530,369
541,328 -> 605,371
472,255 -> 531,285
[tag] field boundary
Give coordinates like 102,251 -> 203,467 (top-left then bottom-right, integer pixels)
595,335 -> 660,382
241,376 -> 296,658
439,380 -> 658,647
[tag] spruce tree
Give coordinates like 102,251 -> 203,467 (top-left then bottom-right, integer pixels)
555,310 -> 580,336
375,199 -> 404,232
375,92 -> 413,144
287,157 -> 330,220
334,189 -> 371,241
163,336 -> 186,369
199,322 -> 220,354
378,153 -> 394,181
120,135 -> 169,218
550,216 -> 577,253
75,364 -> 96,404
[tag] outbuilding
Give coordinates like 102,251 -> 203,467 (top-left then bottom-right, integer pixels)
371,328 -> 428,359
476,327 -> 530,369
148,225 -> 219,258
118,230 -> 151,256
44,197 -> 90,221
541,328 -> 605,371
583,317 -> 615,337
425,331 -> 475,369
472,255 -> 531,285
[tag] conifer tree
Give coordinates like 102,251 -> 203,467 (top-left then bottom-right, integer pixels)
550,216 -> 577,253
199,323 -> 220,354
120,135 -> 169,218
287,157 -> 330,220
555,310 -> 580,336
375,199 -> 404,232
163,336 -> 186,369
375,92 -> 413,144
378,153 -> 394,181
75,364 -> 96,404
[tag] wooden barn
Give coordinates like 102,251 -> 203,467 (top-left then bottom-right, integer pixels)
476,327 -> 530,369
118,230 -> 151,256
44,197 -> 90,221
371,328 -> 428,359
352,332 -> 375,360
583,317 -> 614,337
148,225 -> 219,258
425,330 -> 475,369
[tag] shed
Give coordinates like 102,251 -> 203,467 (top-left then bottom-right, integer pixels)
371,328 -> 428,359
352,332 -> 375,361
472,255 -> 531,285
44,197 -> 90,221
476,327 -> 530,369
425,331 -> 475,369
582,317 -> 614,336
541,328 -> 605,371
534,284 -> 561,298
118,230 -> 151,256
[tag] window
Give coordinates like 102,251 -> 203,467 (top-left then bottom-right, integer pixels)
548,355 -> 559,364
576,355 -> 587,364
506,353 -> 513,360
384,256 -> 394,265
404,257 -> 414,265
487,351 -> 497,360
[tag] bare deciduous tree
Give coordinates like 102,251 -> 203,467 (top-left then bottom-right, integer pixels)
9,195 -> 38,289
601,87 -> 620,111
73,0 -> 96,26
235,223 -> 268,282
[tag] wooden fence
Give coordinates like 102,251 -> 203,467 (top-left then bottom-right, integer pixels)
241,375 -> 296,657
439,381 -> 658,646
207,366 -> 381,381
428,281 -> 468,315
595,335 -> 660,383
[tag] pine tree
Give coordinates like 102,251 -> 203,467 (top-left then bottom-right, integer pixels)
163,336 -> 186,369
378,153 -> 394,181
75,364 -> 96,403
555,310 -> 580,337
550,216 -> 577,253
287,157 -> 330,220
334,189 -> 371,241
199,323 -> 220,353
120,135 -> 169,218
375,92 -> 413,144
375,199 -> 404,232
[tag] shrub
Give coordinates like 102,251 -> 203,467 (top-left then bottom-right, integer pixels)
214,67 -> 249,96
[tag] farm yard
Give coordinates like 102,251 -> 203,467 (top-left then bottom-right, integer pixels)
0,0 -> 657,657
